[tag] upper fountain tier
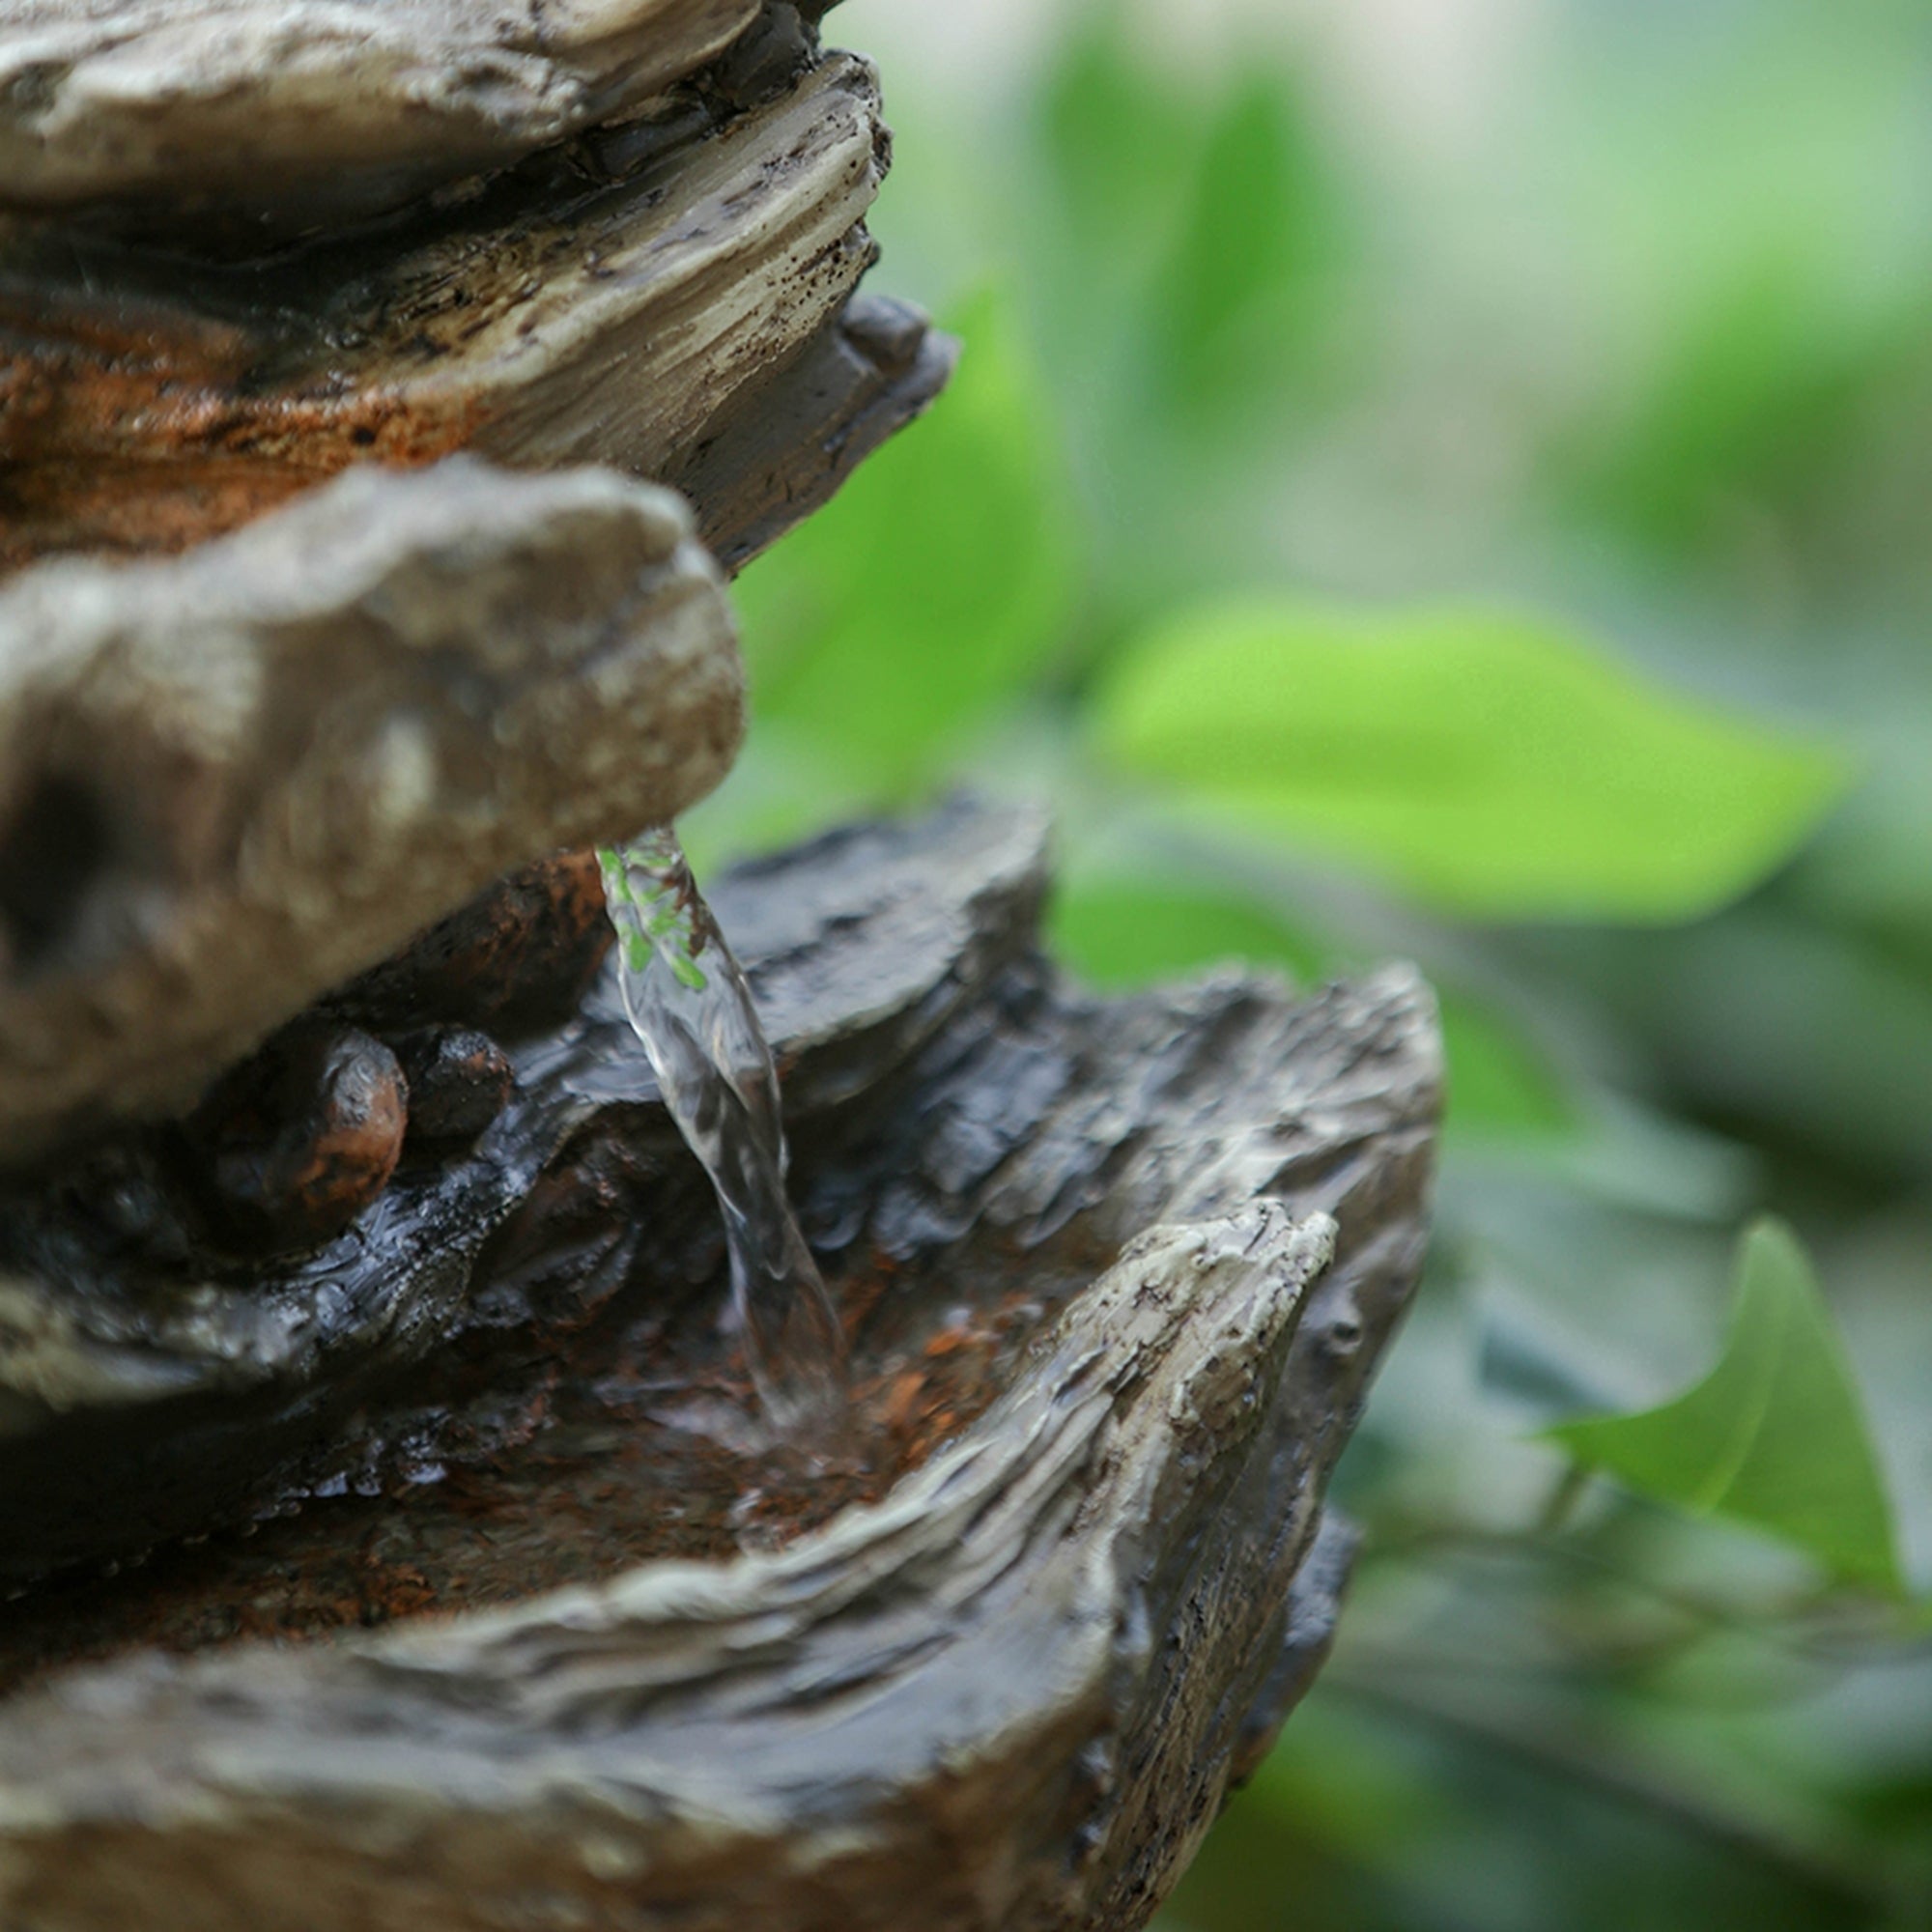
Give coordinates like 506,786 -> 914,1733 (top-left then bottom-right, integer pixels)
0,0 -> 833,236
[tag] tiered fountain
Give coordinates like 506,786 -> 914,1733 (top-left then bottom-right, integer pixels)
0,6 -> 1440,1926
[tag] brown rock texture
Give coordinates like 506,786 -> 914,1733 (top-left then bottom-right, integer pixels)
0,35 -> 950,574
0,800 -> 1443,1932
0,6 -> 1442,1924
0,0 -> 766,230
0,457 -> 743,1159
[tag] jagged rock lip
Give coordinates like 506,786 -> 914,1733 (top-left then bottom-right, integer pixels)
0,1208 -> 1350,1919
0,52 -> 923,575
0,458 -> 745,1163
0,782 -> 1441,1926
0,800 -> 1056,1581
0,0 -> 780,235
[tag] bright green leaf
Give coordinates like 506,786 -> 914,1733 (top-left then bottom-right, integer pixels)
732,287 -> 1077,792
1091,600 -> 1849,921
1047,874 -> 1325,992
1548,1218 -> 1904,1593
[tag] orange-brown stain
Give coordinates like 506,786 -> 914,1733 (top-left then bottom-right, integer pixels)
0,283 -> 488,573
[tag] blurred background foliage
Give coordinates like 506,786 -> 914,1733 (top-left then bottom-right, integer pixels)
684,0 -> 1932,1923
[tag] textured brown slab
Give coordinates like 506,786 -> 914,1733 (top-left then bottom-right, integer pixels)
0,0 -> 764,232
0,457 -> 743,1160
0,799 -> 1441,1932
0,54 -> 903,572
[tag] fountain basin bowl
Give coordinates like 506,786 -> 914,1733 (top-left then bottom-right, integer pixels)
0,799 -> 1440,1931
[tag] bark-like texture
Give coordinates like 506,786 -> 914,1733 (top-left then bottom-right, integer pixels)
0,800 -> 1051,1581
0,6 -> 1441,1919
0,45 -> 947,574
0,0 -> 764,230
0,799 -> 1442,1931
669,290 -> 958,572
0,457 -> 742,1160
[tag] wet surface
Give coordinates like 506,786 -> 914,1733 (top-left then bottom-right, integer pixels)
0,801 -> 1053,1590
0,799 -> 1434,1742
0,1230 -> 1082,1699
0,803 -> 1441,1932
599,828 -> 851,1436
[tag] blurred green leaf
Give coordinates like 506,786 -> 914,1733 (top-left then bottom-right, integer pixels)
1047,874 -> 1324,990
1038,7 -> 1199,273
1143,73 -> 1345,425
1547,1218 -> 1904,1594
1569,253 -> 1918,569
732,287 -> 1077,791
1437,995 -> 1575,1142
1090,600 -> 1849,920
1048,873 -> 1570,1140
1240,1693 -> 1454,1863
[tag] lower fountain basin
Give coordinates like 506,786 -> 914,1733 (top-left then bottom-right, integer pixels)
0,798 -> 1440,1931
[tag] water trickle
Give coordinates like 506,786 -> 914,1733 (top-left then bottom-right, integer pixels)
597,830 -> 850,1445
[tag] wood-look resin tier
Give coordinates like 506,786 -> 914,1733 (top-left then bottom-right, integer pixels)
0,0 -> 820,232
0,799 -> 1441,1930
0,458 -> 743,1161
0,31 -> 952,574
0,6 -> 1441,1919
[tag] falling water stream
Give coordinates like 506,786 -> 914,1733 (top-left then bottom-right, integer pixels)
597,830 -> 851,1446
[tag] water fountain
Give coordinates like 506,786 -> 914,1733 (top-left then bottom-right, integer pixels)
0,4 -> 1442,1925
598,830 -> 850,1443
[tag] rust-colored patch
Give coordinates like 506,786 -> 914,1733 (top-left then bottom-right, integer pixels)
185,1023 -> 409,1254
0,284 -> 485,572
330,849 -> 614,1037
0,1250 -> 1060,1699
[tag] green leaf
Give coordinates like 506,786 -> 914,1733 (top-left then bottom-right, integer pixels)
1037,7 -> 1198,277
1547,1218 -> 1904,1593
732,287 -> 1077,792
1142,73 -> 1346,426
1048,872 -> 1570,1141
1091,600 -> 1849,921
1047,874 -> 1325,992
1436,994 -> 1575,1143
1568,251 -> 1915,566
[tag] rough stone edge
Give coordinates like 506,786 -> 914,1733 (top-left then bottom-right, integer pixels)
0,0 -> 767,229
0,1208 -> 1343,1932
0,54 -> 906,575
0,458 -> 743,1160
0,946 -> 1442,1928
